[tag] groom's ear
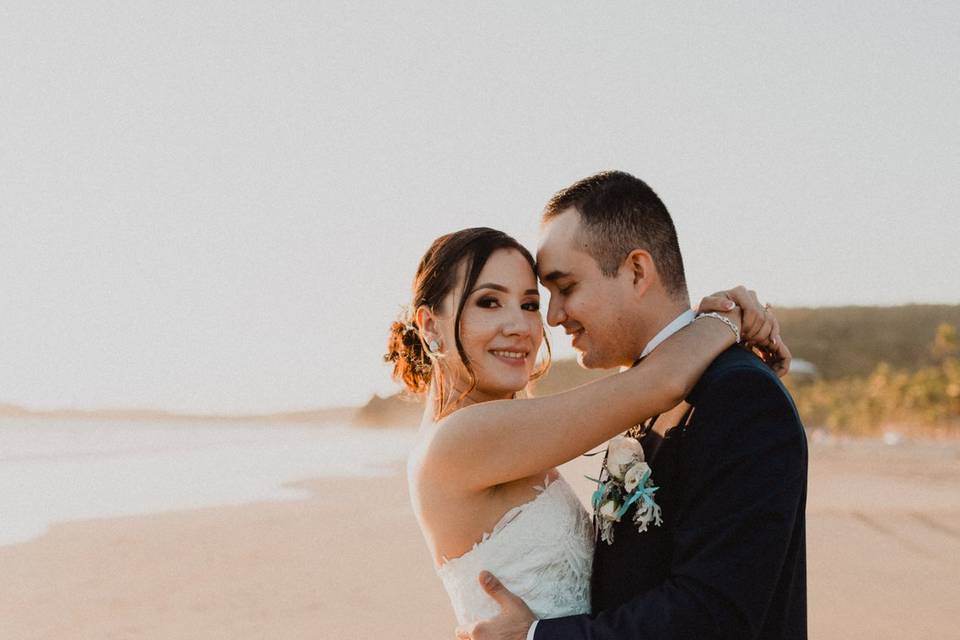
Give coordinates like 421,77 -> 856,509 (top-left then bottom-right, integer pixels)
624,249 -> 656,295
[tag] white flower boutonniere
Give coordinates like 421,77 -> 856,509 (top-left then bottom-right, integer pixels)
588,435 -> 663,545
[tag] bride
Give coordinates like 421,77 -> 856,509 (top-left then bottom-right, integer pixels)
385,227 -> 783,627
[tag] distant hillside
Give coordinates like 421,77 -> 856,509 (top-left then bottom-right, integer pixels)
353,393 -> 424,427
0,403 -> 30,416
773,305 -> 960,379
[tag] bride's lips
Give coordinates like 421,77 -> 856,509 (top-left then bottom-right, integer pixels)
488,349 -> 530,367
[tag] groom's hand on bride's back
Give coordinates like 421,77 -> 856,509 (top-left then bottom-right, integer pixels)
699,285 -> 792,377
454,571 -> 534,640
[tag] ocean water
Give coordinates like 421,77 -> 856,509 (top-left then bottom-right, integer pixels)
0,417 -> 418,547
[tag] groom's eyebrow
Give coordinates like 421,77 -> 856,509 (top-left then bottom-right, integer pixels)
472,283 -> 540,296
540,270 -> 570,282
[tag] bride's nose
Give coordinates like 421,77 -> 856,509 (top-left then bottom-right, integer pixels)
501,307 -> 531,336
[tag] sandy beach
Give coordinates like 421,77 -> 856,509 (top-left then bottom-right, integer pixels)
1,437 -> 958,640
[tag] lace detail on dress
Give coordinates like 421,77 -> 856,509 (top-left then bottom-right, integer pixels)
436,475 -> 593,626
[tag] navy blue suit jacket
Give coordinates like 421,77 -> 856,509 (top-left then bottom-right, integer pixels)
535,347 -> 808,639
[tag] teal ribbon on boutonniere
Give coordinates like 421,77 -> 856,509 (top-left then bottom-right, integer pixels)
586,438 -> 663,544
585,475 -> 605,512
616,480 -> 659,520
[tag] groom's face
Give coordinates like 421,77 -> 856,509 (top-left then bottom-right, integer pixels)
537,209 -> 639,369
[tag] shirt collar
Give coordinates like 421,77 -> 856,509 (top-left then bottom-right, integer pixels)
638,309 -> 697,360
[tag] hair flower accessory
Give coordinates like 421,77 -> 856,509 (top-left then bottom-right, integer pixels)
587,435 -> 662,545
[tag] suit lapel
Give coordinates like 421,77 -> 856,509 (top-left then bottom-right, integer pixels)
642,402 -> 692,465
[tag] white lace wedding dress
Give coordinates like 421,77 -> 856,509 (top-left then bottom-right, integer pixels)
435,475 -> 594,626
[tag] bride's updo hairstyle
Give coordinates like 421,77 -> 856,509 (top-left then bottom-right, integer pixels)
385,227 -> 551,417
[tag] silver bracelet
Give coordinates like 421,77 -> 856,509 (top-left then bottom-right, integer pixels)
695,312 -> 741,344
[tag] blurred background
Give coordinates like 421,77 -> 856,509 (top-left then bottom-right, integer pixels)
1,2 -> 957,639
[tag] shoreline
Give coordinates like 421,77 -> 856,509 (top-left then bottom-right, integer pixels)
0,420 -> 420,549
0,474 -> 458,640
1,442 -> 958,639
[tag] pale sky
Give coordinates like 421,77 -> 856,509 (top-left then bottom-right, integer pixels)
2,2 -> 958,413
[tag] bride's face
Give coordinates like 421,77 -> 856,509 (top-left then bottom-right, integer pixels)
434,248 -> 544,404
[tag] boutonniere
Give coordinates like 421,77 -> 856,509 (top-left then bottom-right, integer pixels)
587,435 -> 663,545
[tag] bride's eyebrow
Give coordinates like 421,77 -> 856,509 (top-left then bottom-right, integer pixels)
471,283 -> 540,296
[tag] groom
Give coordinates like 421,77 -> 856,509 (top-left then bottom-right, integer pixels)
462,171 -> 807,639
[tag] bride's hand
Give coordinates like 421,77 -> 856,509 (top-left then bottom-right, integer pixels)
695,292 -> 744,338
698,286 -> 792,377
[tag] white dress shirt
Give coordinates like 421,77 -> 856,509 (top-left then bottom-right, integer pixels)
638,309 -> 697,359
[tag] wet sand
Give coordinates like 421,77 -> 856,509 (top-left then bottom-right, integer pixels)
1,438 -> 958,639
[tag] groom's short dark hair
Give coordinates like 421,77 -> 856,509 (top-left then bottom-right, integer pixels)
543,170 -> 688,300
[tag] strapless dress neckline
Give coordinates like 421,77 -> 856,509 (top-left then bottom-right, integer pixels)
434,475 -> 593,626
438,475 -> 562,567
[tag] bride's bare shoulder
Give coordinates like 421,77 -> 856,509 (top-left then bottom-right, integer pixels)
409,412 -> 503,499
411,408 -> 474,463
407,418 -> 461,484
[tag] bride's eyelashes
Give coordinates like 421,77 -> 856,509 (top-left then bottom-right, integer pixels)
476,295 -> 501,309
